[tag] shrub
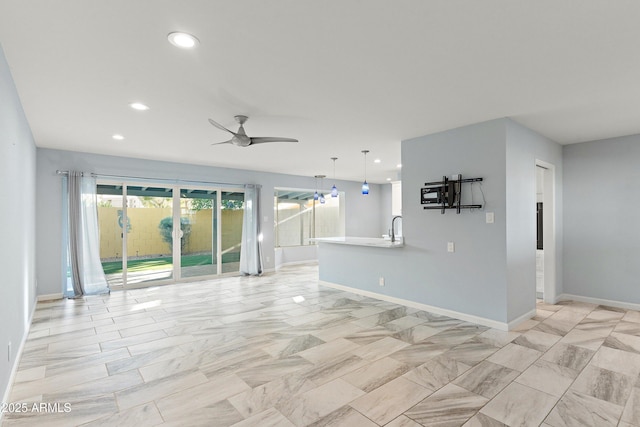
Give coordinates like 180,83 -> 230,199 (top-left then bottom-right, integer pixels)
158,217 -> 192,251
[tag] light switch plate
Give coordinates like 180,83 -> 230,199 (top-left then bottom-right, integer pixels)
486,212 -> 494,224
447,242 -> 455,252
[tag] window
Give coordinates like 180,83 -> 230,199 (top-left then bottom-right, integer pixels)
274,188 -> 344,247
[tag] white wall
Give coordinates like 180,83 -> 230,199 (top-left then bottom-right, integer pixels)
0,45 -> 37,406
275,245 -> 318,269
36,148 -> 385,295
563,135 -> 640,303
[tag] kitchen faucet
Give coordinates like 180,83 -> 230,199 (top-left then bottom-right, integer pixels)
391,215 -> 402,243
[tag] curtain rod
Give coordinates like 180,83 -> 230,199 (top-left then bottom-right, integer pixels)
55,170 -> 245,189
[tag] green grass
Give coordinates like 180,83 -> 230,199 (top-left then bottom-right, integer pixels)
101,253 -> 240,275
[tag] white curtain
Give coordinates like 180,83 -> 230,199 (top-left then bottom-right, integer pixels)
239,184 -> 263,275
67,171 -> 109,296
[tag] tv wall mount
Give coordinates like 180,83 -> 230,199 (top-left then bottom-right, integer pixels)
421,175 -> 483,214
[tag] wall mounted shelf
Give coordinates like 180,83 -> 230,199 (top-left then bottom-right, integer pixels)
421,175 -> 483,214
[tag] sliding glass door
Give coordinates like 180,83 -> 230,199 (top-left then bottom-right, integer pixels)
125,186 -> 174,285
96,185 -> 124,287
179,189 -> 244,276
180,188 -> 217,278
96,182 -> 242,288
221,191 -> 244,273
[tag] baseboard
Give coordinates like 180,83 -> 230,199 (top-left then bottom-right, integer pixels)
548,294 -> 563,305
1,298 -> 37,420
275,260 -> 319,271
557,293 -> 640,311
37,293 -> 63,302
508,309 -> 538,330
318,280 -> 513,331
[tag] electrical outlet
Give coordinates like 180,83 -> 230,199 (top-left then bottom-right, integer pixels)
486,212 -> 495,224
379,277 -> 385,287
447,242 -> 455,253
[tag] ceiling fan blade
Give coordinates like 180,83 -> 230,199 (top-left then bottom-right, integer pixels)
250,137 -> 299,145
208,118 -> 236,135
211,139 -> 233,145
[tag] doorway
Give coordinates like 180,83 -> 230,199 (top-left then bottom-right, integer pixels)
95,182 -> 243,288
535,161 -> 556,303
535,169 -> 544,299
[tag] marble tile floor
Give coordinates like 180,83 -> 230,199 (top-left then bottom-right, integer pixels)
3,263 -> 640,426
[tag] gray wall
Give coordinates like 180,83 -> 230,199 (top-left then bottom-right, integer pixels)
563,135 -> 640,302
36,148 -> 386,296
380,182 -> 394,235
400,119 -> 510,322
321,119 -> 510,322
0,45 -> 37,403
505,119 -> 563,319
320,118 -> 564,325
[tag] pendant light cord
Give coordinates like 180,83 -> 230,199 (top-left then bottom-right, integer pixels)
362,150 -> 369,181
332,157 -> 337,181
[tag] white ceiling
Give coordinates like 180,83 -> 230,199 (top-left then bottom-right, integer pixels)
1,1 -> 639,183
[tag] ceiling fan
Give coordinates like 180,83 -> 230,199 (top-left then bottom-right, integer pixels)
208,115 -> 298,147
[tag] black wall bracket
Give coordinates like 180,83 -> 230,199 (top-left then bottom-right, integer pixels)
421,175 -> 483,214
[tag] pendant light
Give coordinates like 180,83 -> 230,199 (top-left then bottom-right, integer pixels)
330,157 -> 338,197
361,150 -> 370,195
318,175 -> 326,204
313,175 -> 319,200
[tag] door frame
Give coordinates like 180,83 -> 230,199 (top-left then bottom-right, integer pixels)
535,160 -> 557,304
97,179 -> 243,289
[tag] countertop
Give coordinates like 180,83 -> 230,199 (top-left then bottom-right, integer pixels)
311,236 -> 404,248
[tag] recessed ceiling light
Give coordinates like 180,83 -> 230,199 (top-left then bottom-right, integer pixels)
374,159 -> 381,163
397,164 -> 402,168
167,32 -> 199,49
130,102 -> 149,111
112,134 -> 125,140
386,178 -> 392,181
